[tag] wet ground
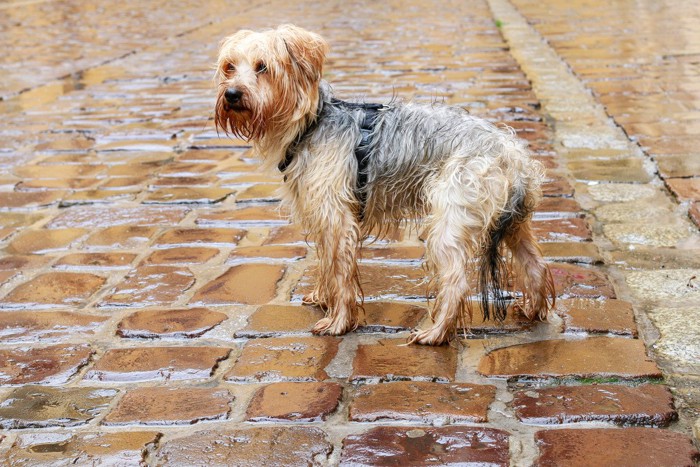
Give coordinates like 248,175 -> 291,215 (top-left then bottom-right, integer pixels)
0,0 -> 699,465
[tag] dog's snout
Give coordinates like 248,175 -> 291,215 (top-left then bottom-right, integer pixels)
224,87 -> 243,105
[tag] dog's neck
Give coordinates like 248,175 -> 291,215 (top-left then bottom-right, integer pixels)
253,81 -> 330,171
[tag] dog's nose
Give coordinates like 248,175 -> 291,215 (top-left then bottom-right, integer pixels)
224,88 -> 243,105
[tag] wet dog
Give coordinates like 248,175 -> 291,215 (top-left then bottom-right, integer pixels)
214,24 -> 555,345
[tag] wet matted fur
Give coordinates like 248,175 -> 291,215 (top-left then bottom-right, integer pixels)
214,24 -> 555,345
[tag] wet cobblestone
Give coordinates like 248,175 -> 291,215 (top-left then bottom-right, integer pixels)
0,0 -> 698,464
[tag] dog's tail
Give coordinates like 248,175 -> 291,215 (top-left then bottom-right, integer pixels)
477,144 -> 542,322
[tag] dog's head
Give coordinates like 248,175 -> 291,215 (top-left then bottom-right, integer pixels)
214,24 -> 328,143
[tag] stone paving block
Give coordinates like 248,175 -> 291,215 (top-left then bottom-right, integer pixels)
477,337 -> 661,380
359,302 -> 428,333
144,187 -> 234,204
226,336 -> 339,382
262,225 -> 308,245
196,206 -> 288,227
235,304 -> 324,338
341,426 -> 510,466
349,381 -> 496,423
117,307 -> 228,339
54,251 -> 137,269
0,344 -> 93,385
0,311 -> 108,343
352,338 -> 457,382
535,197 -> 582,217
549,263 -> 616,299
245,382 -> 343,422
84,346 -> 230,382
154,227 -> 246,247
0,191 -> 66,209
667,177 -> 700,202
567,158 -> 652,182
103,387 -> 233,425
150,175 -> 219,188
513,383 -> 676,426
555,298 -> 637,336
2,272 -> 106,307
142,246 -> 219,265
294,264 -> 427,302
0,254 -> 50,272
689,201 -> 700,228
227,245 -> 307,262
603,222 -> 692,247
6,228 -> 87,254
84,225 -> 159,249
48,206 -> 189,229
191,263 -> 285,305
540,242 -> 602,264
534,428 -> 700,467
100,265 -> 195,307
61,189 -> 137,205
0,386 -> 117,429
360,245 -> 425,263
157,427 -> 332,466
5,432 -> 161,466
236,183 -> 281,203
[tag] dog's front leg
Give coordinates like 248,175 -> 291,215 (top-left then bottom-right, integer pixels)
310,206 -> 362,336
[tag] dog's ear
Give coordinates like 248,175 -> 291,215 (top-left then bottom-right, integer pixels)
275,24 -> 329,83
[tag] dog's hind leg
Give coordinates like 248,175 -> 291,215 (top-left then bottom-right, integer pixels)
410,157 -> 510,345
310,206 -> 363,336
506,218 -> 555,321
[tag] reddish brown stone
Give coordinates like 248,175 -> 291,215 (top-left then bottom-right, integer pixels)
226,336 -> 339,382
513,383 -> 676,426
463,302 -> 535,334
236,183 -> 281,202
157,427 -> 332,466
541,242 -> 602,264
6,432 -> 160,466
341,426 -> 510,466
85,346 -> 230,382
689,201 -> 700,228
359,302 -> 428,333
235,304 -> 324,338
352,338 -> 457,382
85,225 -> 158,248
262,225 -> 306,245
535,428 -> 699,467
667,177 -> 700,202
536,197 -> 582,215
144,187 -> 234,204
191,264 -> 285,305
103,387 -> 233,425
7,228 -> 87,254
227,245 -> 307,262
0,311 -> 108,342
117,307 -> 228,338
196,206 -> 289,227
350,381 -> 496,423
100,266 -> 195,307
0,386 -> 117,429
477,337 -> 661,380
0,191 -> 66,209
142,246 -> 219,265
245,382 -> 343,422
48,206 -> 189,228
15,164 -> 105,179
295,264 -> 427,302
0,344 -> 92,385
54,252 -> 137,269
361,245 -> 425,262
157,162 -> 216,176
154,227 -> 246,246
555,298 -> 637,336
3,272 -> 106,307
550,263 -> 616,298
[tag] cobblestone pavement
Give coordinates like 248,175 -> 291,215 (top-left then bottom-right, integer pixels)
0,0 -> 699,465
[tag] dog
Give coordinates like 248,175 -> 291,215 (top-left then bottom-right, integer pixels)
214,24 -> 555,345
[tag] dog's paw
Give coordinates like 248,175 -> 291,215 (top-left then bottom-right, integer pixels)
408,328 -> 449,346
312,316 -> 355,336
302,292 -> 327,309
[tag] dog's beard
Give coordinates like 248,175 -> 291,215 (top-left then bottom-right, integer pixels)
214,88 -> 267,141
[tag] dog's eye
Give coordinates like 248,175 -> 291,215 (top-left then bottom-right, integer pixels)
255,62 -> 268,74
225,63 -> 235,74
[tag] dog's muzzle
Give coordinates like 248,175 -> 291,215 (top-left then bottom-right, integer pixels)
224,87 -> 246,111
